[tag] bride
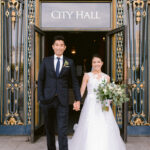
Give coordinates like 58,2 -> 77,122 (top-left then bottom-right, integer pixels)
69,54 -> 126,150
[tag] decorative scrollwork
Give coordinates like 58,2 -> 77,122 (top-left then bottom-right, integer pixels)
6,79 -> 23,90
4,113 -> 23,125
27,0 -> 35,125
5,0 -> 22,28
3,0 -> 24,125
4,115 -> 23,125
130,112 -> 150,126
127,0 -> 149,126
115,0 -> 124,125
127,0 -> 147,24
8,0 -> 19,10
133,0 -> 144,9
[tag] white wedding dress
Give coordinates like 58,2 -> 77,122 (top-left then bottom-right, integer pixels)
69,72 -> 126,150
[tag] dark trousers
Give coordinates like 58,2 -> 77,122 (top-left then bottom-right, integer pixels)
42,96 -> 69,150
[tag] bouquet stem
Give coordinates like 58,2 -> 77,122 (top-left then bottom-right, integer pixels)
102,105 -> 109,112
102,100 -> 110,112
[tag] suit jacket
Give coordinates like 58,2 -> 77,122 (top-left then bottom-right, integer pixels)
38,55 -> 81,107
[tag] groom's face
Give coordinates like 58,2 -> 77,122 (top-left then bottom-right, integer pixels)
52,40 -> 66,56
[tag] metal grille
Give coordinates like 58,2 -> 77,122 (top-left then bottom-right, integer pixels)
127,0 -> 150,126
2,0 -> 24,125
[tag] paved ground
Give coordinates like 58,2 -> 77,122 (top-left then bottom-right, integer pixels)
0,136 -> 150,150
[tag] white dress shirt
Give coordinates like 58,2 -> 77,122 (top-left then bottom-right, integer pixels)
54,54 -> 63,73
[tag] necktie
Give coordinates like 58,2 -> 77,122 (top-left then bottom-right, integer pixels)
56,57 -> 60,77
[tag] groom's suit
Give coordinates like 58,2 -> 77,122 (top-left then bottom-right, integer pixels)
38,55 -> 81,150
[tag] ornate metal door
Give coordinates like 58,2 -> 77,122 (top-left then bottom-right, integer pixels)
30,25 -> 45,142
0,0 -> 32,135
126,0 -> 150,136
106,25 -> 128,142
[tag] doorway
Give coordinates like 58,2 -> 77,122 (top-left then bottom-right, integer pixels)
44,31 -> 107,134
31,25 -> 127,142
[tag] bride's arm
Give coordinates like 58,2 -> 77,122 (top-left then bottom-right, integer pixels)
80,73 -> 89,97
106,75 -> 110,83
106,75 -> 111,104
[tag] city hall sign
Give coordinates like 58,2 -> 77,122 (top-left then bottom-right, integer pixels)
41,3 -> 111,30
50,11 -> 100,20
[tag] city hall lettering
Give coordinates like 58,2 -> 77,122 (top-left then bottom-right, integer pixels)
50,11 -> 100,20
41,3 -> 111,29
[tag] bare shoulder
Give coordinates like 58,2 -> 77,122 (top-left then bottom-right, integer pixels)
102,73 -> 110,82
82,72 -> 91,83
83,72 -> 90,80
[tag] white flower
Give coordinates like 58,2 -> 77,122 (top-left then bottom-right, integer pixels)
64,60 -> 69,67
103,89 -> 107,94
108,84 -> 113,90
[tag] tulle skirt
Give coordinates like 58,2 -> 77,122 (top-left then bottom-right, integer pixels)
69,93 -> 126,150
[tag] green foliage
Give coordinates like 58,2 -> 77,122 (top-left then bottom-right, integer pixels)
94,80 -> 129,106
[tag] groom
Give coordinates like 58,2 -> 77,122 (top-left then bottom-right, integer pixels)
38,35 -> 81,150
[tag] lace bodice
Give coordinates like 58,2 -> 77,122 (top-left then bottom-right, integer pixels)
86,72 -> 108,95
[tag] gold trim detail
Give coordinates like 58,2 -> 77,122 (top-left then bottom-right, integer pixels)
128,0 -> 147,23
130,111 -> 150,126
7,117 -> 17,125
134,99 -> 136,104
143,10 -> 146,17
5,10 -> 9,17
140,83 -> 144,88
132,117 -> 144,125
141,100 -> 143,104
130,117 -> 150,126
4,116 -> 23,125
4,113 -> 23,125
127,0 -> 130,5
137,78 -> 140,84
132,65 -> 135,71
8,0 -> 19,10
141,65 -> 144,72
133,0 -> 144,9
7,66 -> 10,72
8,99 -> 10,104
133,84 -> 137,88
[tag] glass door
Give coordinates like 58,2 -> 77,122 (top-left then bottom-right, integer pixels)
106,25 -> 128,142
30,25 -> 45,142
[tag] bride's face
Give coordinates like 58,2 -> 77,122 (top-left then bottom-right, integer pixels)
92,57 -> 103,72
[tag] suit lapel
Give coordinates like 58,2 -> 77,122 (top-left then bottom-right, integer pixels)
50,56 -> 56,76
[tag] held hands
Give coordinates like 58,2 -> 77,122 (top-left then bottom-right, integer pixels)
73,101 -> 80,111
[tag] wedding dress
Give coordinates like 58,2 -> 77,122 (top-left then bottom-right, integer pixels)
69,72 -> 126,150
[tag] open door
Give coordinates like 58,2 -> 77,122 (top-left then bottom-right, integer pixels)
31,25 -> 45,142
106,25 -> 128,142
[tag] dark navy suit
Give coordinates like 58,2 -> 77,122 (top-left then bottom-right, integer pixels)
38,55 -> 81,150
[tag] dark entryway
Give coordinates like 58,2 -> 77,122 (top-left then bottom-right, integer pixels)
44,31 -> 107,134
45,31 -> 107,84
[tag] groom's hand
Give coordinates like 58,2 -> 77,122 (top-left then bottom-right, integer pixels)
73,101 -> 80,111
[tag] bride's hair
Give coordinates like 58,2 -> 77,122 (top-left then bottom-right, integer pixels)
92,54 -> 103,62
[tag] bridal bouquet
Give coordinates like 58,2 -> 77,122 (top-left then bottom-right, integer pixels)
94,79 -> 129,112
